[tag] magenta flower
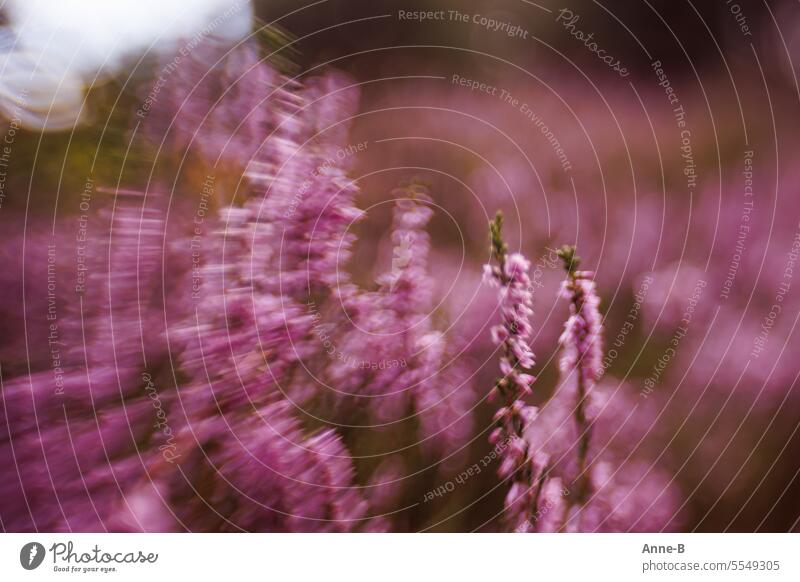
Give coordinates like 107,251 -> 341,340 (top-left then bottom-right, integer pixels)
483,212 -> 547,531
139,40 -> 281,166
322,186 -> 474,464
551,245 -> 604,525
558,248 -> 604,387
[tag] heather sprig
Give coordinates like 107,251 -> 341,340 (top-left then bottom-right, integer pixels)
483,212 -> 546,531
324,184 -> 474,459
383,185 -> 473,458
32,59 -> 374,531
556,244 -> 604,527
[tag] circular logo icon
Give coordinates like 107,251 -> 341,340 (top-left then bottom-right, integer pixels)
19,542 -> 45,570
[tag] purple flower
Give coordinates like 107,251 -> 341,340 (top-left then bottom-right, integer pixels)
558,271 -> 604,385
546,246 -> 605,526
321,188 -> 474,466
139,40 -> 281,166
483,212 -> 543,530
111,402 -> 372,532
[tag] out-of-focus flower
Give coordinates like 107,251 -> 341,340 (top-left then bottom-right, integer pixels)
113,401 -> 371,532
525,378 -> 684,532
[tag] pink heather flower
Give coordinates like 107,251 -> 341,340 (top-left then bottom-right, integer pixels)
378,188 -> 435,319
559,271 -> 603,383
559,272 -> 604,385
249,72 -> 365,300
140,40 -> 281,166
174,66 -> 367,412
546,246 -> 605,527
412,332 -> 475,464
576,459 -> 683,532
0,192 -> 190,531
524,377 -> 684,532
173,200 -> 315,415
483,212 -> 543,530
488,248 -> 537,399
0,23 -> 727,536
0,54 -> 384,532
117,402 -> 372,532
534,477 -> 568,533
300,186 -> 477,527
325,189 -> 474,463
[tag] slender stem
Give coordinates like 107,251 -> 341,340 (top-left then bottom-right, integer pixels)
570,272 -> 592,508
573,352 -> 592,505
558,381 -> 591,531
556,246 -> 593,531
